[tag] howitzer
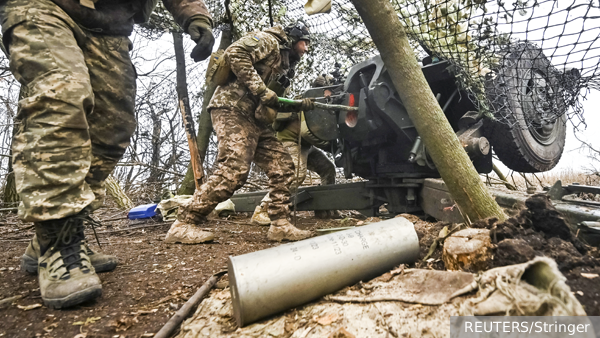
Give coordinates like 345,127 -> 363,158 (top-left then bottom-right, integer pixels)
231,45 -> 583,222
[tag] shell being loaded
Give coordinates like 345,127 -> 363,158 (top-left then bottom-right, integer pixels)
301,113 -> 329,147
301,106 -> 340,147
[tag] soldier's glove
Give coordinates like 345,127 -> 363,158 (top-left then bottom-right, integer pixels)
299,98 -> 315,111
259,88 -> 279,107
188,16 -> 215,62
255,103 -> 278,125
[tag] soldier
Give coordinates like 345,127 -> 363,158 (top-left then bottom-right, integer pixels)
1,0 -> 214,309
251,74 -> 339,225
165,22 -> 314,244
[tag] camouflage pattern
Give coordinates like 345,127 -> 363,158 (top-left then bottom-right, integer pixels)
177,26 -> 296,223
208,26 -> 289,116
282,141 -> 336,191
178,108 -> 295,222
1,0 -> 212,222
1,0 -> 137,221
46,0 -> 212,36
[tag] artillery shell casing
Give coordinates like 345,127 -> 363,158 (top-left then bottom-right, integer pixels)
228,217 -> 420,327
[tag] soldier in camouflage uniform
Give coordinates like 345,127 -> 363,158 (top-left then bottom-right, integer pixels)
251,75 -> 339,225
165,22 -> 314,243
277,75 -> 337,193
0,0 -> 214,309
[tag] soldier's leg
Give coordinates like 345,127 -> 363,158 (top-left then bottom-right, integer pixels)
254,134 -> 295,221
254,130 -> 311,241
281,141 -> 309,191
2,0 -> 101,308
167,109 -> 260,243
4,0 -> 95,222
182,109 -> 259,218
307,147 -> 340,218
83,34 -> 137,210
306,147 -> 336,186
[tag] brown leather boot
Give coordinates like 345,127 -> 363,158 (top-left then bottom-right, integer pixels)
164,218 -> 214,244
267,219 -> 312,242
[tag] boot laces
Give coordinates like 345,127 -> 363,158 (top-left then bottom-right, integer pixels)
50,216 -> 88,279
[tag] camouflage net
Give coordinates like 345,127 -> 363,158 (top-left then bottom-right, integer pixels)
197,0 -> 599,131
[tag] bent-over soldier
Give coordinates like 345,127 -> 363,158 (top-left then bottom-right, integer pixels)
165,22 -> 315,244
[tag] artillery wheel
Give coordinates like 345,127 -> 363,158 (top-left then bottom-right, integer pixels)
485,44 -> 567,173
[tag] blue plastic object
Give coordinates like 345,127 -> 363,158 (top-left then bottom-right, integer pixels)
128,203 -> 158,220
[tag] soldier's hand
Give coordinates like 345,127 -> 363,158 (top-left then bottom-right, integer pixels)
188,16 -> 215,62
259,88 -> 279,107
300,98 -> 315,111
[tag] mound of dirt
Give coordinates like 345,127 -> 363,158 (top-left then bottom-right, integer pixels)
471,194 -> 599,271
470,194 -> 600,314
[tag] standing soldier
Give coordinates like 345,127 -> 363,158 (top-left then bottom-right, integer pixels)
1,0 -> 215,309
165,22 -> 314,244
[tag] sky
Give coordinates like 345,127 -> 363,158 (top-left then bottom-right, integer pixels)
492,0 -> 600,174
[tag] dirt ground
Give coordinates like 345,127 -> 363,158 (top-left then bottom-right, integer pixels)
0,205 -> 371,338
1,195 -> 599,338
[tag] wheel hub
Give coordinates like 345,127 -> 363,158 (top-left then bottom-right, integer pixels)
522,70 -> 560,145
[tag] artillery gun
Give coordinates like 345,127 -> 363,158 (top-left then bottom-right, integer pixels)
231,44 -> 588,222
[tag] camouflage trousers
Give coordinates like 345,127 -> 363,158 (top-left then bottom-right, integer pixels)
178,108 -> 295,223
1,0 -> 136,222
282,141 -> 336,191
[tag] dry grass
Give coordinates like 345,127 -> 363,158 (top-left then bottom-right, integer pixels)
484,167 -> 600,192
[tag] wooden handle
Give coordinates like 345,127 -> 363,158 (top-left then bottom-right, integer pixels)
179,99 -> 204,189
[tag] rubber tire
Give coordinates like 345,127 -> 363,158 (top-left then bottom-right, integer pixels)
485,44 -> 567,173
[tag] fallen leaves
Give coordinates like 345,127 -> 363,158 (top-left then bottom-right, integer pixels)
328,327 -> 356,338
17,303 -> 42,311
316,313 -> 340,326
581,273 -> 599,279
131,309 -> 158,315
73,317 -> 102,326
111,316 -> 139,332
43,323 -> 58,333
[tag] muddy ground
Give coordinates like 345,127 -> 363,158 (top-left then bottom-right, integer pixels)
1,195 -> 599,338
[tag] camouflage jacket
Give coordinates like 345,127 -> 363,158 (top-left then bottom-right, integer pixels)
208,26 -> 290,116
0,0 -> 212,36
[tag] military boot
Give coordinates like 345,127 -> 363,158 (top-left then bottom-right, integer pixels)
164,216 -> 214,244
267,219 -> 312,242
20,234 -> 117,274
35,215 -> 102,309
250,203 -> 271,226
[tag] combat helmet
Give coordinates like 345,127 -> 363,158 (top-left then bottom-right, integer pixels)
284,21 -> 311,44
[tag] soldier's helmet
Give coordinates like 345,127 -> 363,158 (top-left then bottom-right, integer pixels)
284,21 -> 311,44
312,74 -> 334,87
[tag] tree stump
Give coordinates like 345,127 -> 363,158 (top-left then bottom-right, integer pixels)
443,228 -> 493,272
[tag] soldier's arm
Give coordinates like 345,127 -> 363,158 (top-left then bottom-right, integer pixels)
225,34 -> 279,96
162,0 -> 213,33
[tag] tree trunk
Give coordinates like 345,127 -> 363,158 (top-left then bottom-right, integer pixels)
148,105 -> 163,184
178,26 -> 233,195
105,175 -> 134,209
2,154 -> 18,205
350,0 -> 506,223
2,86 -> 24,206
3,126 -> 19,205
